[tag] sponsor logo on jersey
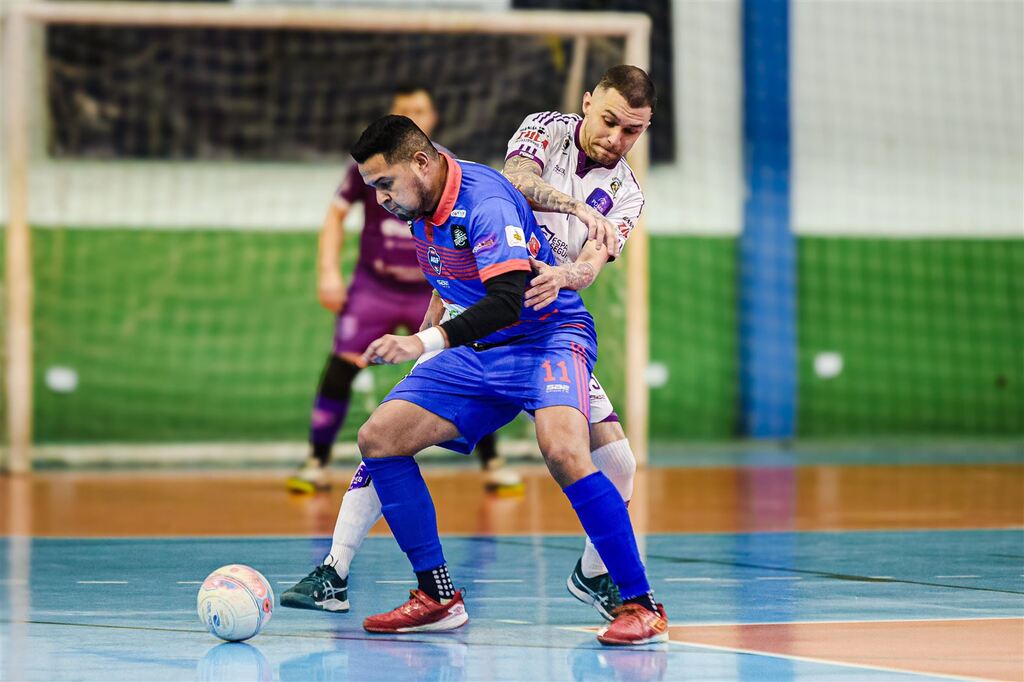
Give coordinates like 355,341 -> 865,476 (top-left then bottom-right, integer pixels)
436,279 -> 450,288
541,225 -> 569,263
610,178 -> 622,198
427,246 -> 443,275
472,237 -> 496,254
516,125 -> 547,142
553,164 -> 566,176
527,234 -> 541,257
586,188 -> 614,216
452,225 -> 469,249
562,136 -> 571,151
505,225 -> 526,248
450,209 -> 467,218
546,384 -> 570,393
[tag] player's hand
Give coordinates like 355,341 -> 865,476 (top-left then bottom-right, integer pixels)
573,203 -> 620,258
318,270 -> 346,313
525,257 -> 566,311
362,334 -> 424,365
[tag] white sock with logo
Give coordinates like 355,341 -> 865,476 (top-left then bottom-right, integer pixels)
580,438 -> 637,578
323,483 -> 383,578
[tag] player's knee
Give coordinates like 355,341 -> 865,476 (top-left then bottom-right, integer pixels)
356,419 -> 387,459
542,444 -> 595,487
589,419 -> 626,450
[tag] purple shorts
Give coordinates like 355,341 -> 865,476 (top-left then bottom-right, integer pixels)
333,277 -> 432,359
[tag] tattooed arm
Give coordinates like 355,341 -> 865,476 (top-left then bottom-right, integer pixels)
502,155 -> 619,257
523,241 -> 610,311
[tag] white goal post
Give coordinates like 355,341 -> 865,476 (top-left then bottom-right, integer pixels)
2,2 -> 651,472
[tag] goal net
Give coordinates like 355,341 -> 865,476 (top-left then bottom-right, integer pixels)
2,4 -> 650,469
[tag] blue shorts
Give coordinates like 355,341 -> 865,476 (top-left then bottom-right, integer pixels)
382,324 -> 597,454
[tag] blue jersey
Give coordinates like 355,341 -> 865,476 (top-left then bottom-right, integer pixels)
413,156 -> 594,346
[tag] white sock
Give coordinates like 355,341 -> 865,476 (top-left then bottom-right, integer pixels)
581,438 -> 637,578
323,482 -> 383,578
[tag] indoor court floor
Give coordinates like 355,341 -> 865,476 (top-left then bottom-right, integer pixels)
2,447 -> 1022,681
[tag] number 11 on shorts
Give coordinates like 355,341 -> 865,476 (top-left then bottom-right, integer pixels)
541,359 -> 570,383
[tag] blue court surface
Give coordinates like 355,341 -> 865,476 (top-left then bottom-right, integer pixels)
2,529 -> 1021,681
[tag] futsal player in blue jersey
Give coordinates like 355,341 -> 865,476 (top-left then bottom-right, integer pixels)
318,115 -> 668,645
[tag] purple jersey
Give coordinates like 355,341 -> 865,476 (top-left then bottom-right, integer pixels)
336,162 -> 431,292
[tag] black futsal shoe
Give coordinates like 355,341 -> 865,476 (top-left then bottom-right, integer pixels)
566,558 -> 622,622
280,564 -> 349,613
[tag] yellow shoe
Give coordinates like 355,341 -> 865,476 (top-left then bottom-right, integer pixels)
483,460 -> 524,496
286,457 -> 331,494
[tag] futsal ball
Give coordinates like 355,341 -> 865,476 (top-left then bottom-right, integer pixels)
196,564 -> 274,642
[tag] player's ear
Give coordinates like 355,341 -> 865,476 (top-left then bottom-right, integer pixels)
410,149 -> 432,175
581,91 -> 593,115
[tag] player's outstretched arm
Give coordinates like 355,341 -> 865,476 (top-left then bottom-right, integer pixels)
502,156 -> 619,257
524,240 -> 610,310
317,199 -> 351,313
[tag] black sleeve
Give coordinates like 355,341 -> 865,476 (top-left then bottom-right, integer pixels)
440,270 -> 528,347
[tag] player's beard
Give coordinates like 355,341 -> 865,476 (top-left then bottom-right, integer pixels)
386,177 -> 435,222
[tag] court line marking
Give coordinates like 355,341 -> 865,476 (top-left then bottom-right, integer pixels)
665,577 -> 713,582
7,614 -> 1018,668
755,576 -> 803,581
486,536 -> 1024,595
495,619 -> 532,624
935,575 -> 980,579
176,581 -> 202,585
473,579 -> 524,584
76,581 -> 128,585
4,618 -> 612,652
560,618 -> 1016,682
661,634 -> 991,682
375,580 -> 417,584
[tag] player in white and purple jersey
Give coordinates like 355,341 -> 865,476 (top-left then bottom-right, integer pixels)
500,66 -> 656,622
283,115 -> 668,646
288,85 -> 512,494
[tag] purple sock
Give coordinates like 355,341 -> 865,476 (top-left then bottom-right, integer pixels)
309,396 -> 349,460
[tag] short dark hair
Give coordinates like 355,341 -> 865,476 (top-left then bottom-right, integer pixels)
596,65 -> 657,114
350,115 -> 439,164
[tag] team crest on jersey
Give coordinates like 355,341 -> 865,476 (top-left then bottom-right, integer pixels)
427,246 -> 443,274
610,178 -> 622,198
527,234 -> 541,257
562,136 -> 571,151
505,225 -> 526,248
452,225 -> 469,249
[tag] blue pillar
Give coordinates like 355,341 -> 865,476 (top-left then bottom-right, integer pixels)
739,0 -> 796,437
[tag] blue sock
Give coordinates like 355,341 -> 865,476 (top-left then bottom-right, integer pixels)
360,456 -> 445,572
563,471 -> 651,600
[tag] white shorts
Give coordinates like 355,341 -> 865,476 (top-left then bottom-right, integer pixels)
587,373 -> 616,424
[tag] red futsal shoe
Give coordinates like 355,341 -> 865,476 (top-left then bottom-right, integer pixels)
363,589 -> 468,634
597,603 -> 669,646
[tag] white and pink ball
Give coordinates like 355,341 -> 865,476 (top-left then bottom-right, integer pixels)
196,564 -> 274,642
